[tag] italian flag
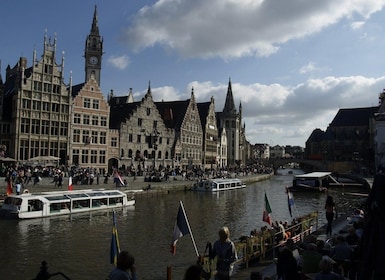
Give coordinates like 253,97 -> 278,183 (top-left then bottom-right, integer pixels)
262,192 -> 272,226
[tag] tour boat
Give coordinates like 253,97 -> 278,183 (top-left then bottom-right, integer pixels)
0,189 -> 135,219
288,171 -> 371,192
192,178 -> 246,192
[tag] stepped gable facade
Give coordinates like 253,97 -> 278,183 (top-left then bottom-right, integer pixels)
109,83 -> 175,170
155,88 -> 203,168
69,76 -> 111,172
1,33 -> 71,163
197,97 -> 220,168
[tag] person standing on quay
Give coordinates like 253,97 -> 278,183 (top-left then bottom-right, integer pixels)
325,195 -> 336,236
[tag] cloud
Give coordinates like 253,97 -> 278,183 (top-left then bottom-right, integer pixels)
107,55 -> 130,70
145,75 -> 384,145
120,0 -> 385,59
351,21 -> 365,30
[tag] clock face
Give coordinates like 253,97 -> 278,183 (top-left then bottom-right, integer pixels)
89,56 -> 98,64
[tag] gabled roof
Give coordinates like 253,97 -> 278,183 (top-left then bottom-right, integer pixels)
306,128 -> 326,143
70,83 -> 85,98
197,101 -> 211,129
155,100 -> 190,130
329,107 -> 379,127
109,101 -> 141,129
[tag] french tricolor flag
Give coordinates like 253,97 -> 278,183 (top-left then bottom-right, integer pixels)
170,201 -> 191,255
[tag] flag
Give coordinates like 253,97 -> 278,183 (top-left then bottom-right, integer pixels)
287,187 -> 294,217
6,178 -> 13,196
262,192 -> 272,226
170,201 -> 190,255
113,169 -> 125,186
68,176 -> 73,191
110,210 -> 120,265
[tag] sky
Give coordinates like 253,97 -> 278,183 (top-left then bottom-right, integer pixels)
2,0 -> 385,147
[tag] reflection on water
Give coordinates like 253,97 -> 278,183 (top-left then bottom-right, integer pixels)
0,170 -> 367,279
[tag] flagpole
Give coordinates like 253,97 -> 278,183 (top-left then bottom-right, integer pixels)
179,201 -> 199,257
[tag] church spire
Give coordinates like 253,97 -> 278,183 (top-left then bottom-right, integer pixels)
223,77 -> 236,113
91,5 -> 99,35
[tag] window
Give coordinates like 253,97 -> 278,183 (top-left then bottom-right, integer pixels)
74,114 -> 81,124
31,119 -> 40,134
99,150 -> 106,164
91,131 -> 98,144
73,130 -> 80,143
92,100 -> 99,109
100,132 -> 106,144
51,121 -> 59,135
138,118 -> 142,126
111,137 -> 118,147
60,122 -> 68,136
41,120 -> 49,135
41,141 -> 49,156
92,116 -> 98,126
100,117 -> 107,126
82,130 -> 90,144
72,149 -> 79,165
51,103 -> 59,112
82,150 -> 89,164
42,102 -> 50,112
147,108 -> 151,115
128,133 -> 133,142
83,115 -> 90,125
91,150 -> 97,164
84,98 -> 91,108
21,118 -> 29,133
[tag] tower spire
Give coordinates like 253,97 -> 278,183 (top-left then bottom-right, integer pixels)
223,77 -> 236,113
91,5 -> 99,35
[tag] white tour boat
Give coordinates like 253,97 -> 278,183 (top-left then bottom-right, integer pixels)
288,172 -> 339,192
192,178 -> 246,192
0,189 -> 135,219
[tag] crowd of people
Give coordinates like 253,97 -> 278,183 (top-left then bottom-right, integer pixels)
274,195 -> 365,280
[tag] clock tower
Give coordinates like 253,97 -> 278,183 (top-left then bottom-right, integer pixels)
85,5 -> 103,85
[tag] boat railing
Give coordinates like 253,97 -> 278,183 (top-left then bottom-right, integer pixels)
199,211 -> 319,275
232,210 -> 319,268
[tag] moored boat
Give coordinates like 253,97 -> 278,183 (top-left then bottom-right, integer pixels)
288,171 -> 370,192
192,178 -> 246,192
0,189 -> 135,219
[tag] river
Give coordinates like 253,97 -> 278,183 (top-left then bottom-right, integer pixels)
0,169 -> 366,280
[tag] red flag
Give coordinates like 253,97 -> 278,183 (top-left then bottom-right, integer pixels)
6,178 -> 13,196
262,192 -> 272,226
68,176 -> 73,191
170,202 -> 190,255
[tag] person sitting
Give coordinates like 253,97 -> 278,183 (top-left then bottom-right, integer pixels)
108,251 -> 137,280
276,247 -> 300,280
330,236 -> 352,262
329,235 -> 352,277
315,256 -> 343,280
301,243 -> 323,274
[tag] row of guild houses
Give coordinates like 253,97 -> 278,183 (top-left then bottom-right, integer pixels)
0,6 -> 251,174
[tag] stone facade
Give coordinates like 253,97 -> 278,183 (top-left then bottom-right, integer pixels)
70,76 -> 110,173
2,35 -> 71,163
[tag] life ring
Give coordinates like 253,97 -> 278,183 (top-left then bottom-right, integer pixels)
23,189 -> 30,194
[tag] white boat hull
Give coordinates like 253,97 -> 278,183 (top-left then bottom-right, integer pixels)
0,189 -> 135,219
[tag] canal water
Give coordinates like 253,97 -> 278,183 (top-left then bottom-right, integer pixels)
0,169 -> 365,279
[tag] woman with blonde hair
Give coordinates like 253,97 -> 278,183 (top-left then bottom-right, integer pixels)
210,226 -> 237,280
